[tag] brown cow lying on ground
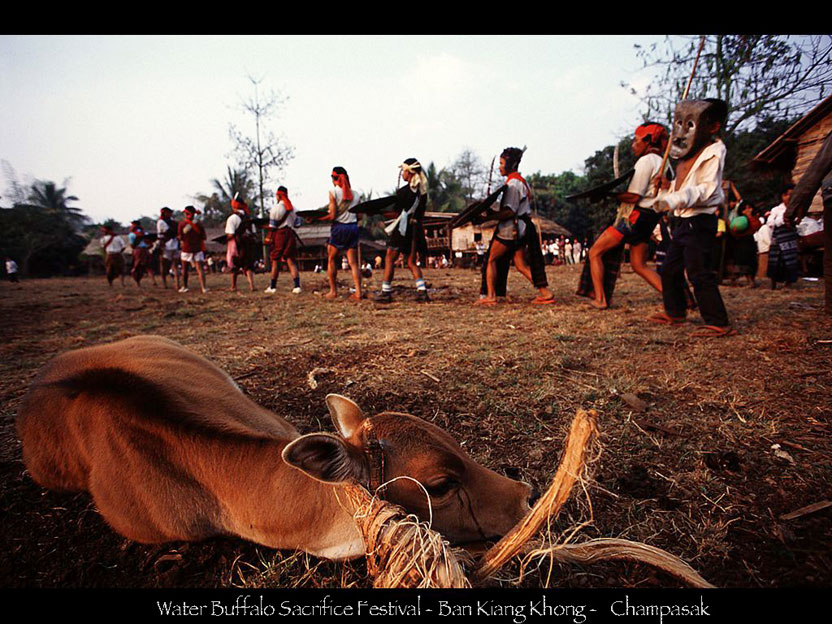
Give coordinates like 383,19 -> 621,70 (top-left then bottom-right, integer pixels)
16,335 -> 534,559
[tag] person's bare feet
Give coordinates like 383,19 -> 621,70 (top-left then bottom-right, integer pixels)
324,291 -> 338,299
588,299 -> 608,310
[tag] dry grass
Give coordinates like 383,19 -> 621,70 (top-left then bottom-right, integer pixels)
1,264 -> 830,588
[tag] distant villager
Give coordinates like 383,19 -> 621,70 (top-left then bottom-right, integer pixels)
177,205 -> 208,294
156,206 -> 181,290
226,195 -> 257,293
100,225 -> 126,288
265,186 -> 301,295
128,220 -> 151,287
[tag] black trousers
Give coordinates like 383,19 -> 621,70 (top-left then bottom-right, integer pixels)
662,214 -> 730,327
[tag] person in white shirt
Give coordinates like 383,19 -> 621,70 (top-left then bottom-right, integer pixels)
476,147 -> 554,306
100,225 -> 126,287
651,99 -> 733,336
5,257 -> 19,283
317,166 -> 362,300
585,123 -> 669,309
156,207 -> 181,290
264,186 -> 301,294
225,197 -> 257,293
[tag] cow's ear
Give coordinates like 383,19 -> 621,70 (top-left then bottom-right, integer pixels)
282,433 -> 368,484
326,394 -> 366,439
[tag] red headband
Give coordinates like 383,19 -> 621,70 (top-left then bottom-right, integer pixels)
331,171 -> 353,202
276,189 -> 294,212
231,198 -> 248,214
636,124 -> 668,151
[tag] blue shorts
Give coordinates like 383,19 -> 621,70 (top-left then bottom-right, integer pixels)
328,222 -> 359,251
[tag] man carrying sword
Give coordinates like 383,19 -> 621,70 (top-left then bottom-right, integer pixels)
476,147 -> 554,306
585,122 -> 669,309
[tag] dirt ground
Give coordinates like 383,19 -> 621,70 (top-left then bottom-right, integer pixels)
1,264 -> 830,589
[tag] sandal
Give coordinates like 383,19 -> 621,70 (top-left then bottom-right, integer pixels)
647,312 -> 686,325
690,325 -> 737,338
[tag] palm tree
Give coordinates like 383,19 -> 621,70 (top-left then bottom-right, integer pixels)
211,166 -> 256,210
27,179 -> 87,228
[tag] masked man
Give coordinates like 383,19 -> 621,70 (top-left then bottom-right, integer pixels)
374,158 -> 430,303
650,98 -> 734,337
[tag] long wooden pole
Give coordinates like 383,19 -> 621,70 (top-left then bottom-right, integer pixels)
656,36 -> 707,188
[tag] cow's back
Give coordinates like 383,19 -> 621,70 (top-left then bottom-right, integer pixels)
16,335 -> 301,542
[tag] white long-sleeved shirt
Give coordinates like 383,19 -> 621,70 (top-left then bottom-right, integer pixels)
656,140 -> 726,218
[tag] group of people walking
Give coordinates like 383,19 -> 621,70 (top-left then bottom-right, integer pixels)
94,94 -> 830,330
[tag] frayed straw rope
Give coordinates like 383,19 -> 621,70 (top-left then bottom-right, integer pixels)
474,408 -> 600,581
335,408 -> 712,589
527,538 -> 715,588
340,482 -> 470,588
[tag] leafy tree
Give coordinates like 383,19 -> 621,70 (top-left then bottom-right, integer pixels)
0,175 -> 89,276
628,35 -> 832,135
27,179 -> 87,229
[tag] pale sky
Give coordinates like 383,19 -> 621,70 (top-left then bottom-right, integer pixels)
0,35 -> 665,224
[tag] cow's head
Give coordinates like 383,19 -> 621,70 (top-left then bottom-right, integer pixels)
282,394 -> 535,544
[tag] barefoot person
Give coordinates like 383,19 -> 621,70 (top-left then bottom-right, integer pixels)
374,158 -> 430,303
477,147 -> 554,306
156,206 -> 181,290
651,98 -> 734,337
586,123 -> 669,309
225,196 -> 257,293
264,186 -> 301,295
319,166 -> 362,300
177,205 -> 208,294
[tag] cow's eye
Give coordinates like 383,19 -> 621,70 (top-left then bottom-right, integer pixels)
425,477 -> 458,498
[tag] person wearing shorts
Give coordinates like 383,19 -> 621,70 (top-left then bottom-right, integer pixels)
156,206 -> 181,290
318,166 -> 362,300
177,205 -> 208,294
586,122 -> 668,309
477,147 -> 554,306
